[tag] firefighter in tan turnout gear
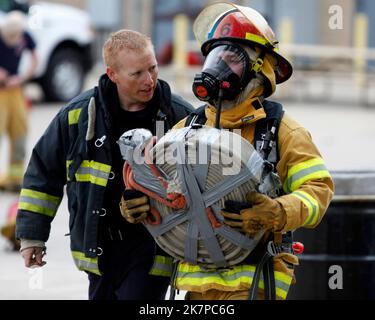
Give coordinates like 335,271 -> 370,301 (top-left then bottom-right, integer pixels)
0,10 -> 38,192
0,11 -> 37,250
120,3 -> 334,300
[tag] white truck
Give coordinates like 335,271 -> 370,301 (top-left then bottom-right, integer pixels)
0,0 -> 95,101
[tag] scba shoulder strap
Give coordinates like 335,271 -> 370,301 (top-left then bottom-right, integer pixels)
254,100 -> 284,167
184,104 -> 207,127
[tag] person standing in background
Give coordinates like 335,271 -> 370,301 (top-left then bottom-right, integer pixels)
0,10 -> 38,192
0,10 -> 37,251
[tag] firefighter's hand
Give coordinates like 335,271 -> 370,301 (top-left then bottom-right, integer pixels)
221,192 -> 286,237
20,247 -> 47,268
119,189 -> 149,224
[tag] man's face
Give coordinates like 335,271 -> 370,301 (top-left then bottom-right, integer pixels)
1,30 -> 23,47
107,45 -> 158,108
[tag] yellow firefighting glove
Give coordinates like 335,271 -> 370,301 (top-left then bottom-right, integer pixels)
119,190 -> 150,224
221,192 -> 286,237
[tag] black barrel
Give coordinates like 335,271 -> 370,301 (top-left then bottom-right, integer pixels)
287,171 -> 375,300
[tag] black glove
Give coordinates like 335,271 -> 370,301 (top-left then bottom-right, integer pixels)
224,200 -> 251,213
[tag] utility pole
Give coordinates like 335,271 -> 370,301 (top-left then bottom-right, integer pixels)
124,0 -> 154,36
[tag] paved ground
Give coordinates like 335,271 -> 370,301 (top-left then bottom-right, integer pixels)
1,66 -> 375,299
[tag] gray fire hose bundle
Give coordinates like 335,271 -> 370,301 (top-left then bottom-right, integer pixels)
118,126 -> 281,269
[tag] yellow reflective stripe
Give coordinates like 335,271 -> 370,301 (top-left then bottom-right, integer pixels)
67,160 -> 111,187
245,32 -> 268,45
176,263 -> 292,299
274,271 -> 292,299
76,161 -> 111,187
20,188 -> 61,204
177,262 -> 205,273
72,251 -> 101,275
18,203 -> 55,217
177,263 -> 258,288
66,160 -> 72,181
177,272 -> 253,287
19,188 -> 61,217
68,108 -> 82,125
85,161 -> 111,173
292,191 -> 320,227
149,255 -> 173,277
283,157 -> 331,193
245,32 -> 279,52
176,274 -> 290,299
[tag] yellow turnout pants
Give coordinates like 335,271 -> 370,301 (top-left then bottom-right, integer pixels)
0,86 -> 28,186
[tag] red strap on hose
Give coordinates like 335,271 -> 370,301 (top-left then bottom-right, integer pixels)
206,207 -> 221,228
146,207 -> 162,226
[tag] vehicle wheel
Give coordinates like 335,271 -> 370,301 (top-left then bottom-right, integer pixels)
41,48 -> 85,102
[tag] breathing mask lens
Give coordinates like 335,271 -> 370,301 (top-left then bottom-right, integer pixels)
192,44 -> 250,102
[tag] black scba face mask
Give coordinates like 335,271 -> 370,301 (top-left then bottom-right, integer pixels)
192,42 -> 251,103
